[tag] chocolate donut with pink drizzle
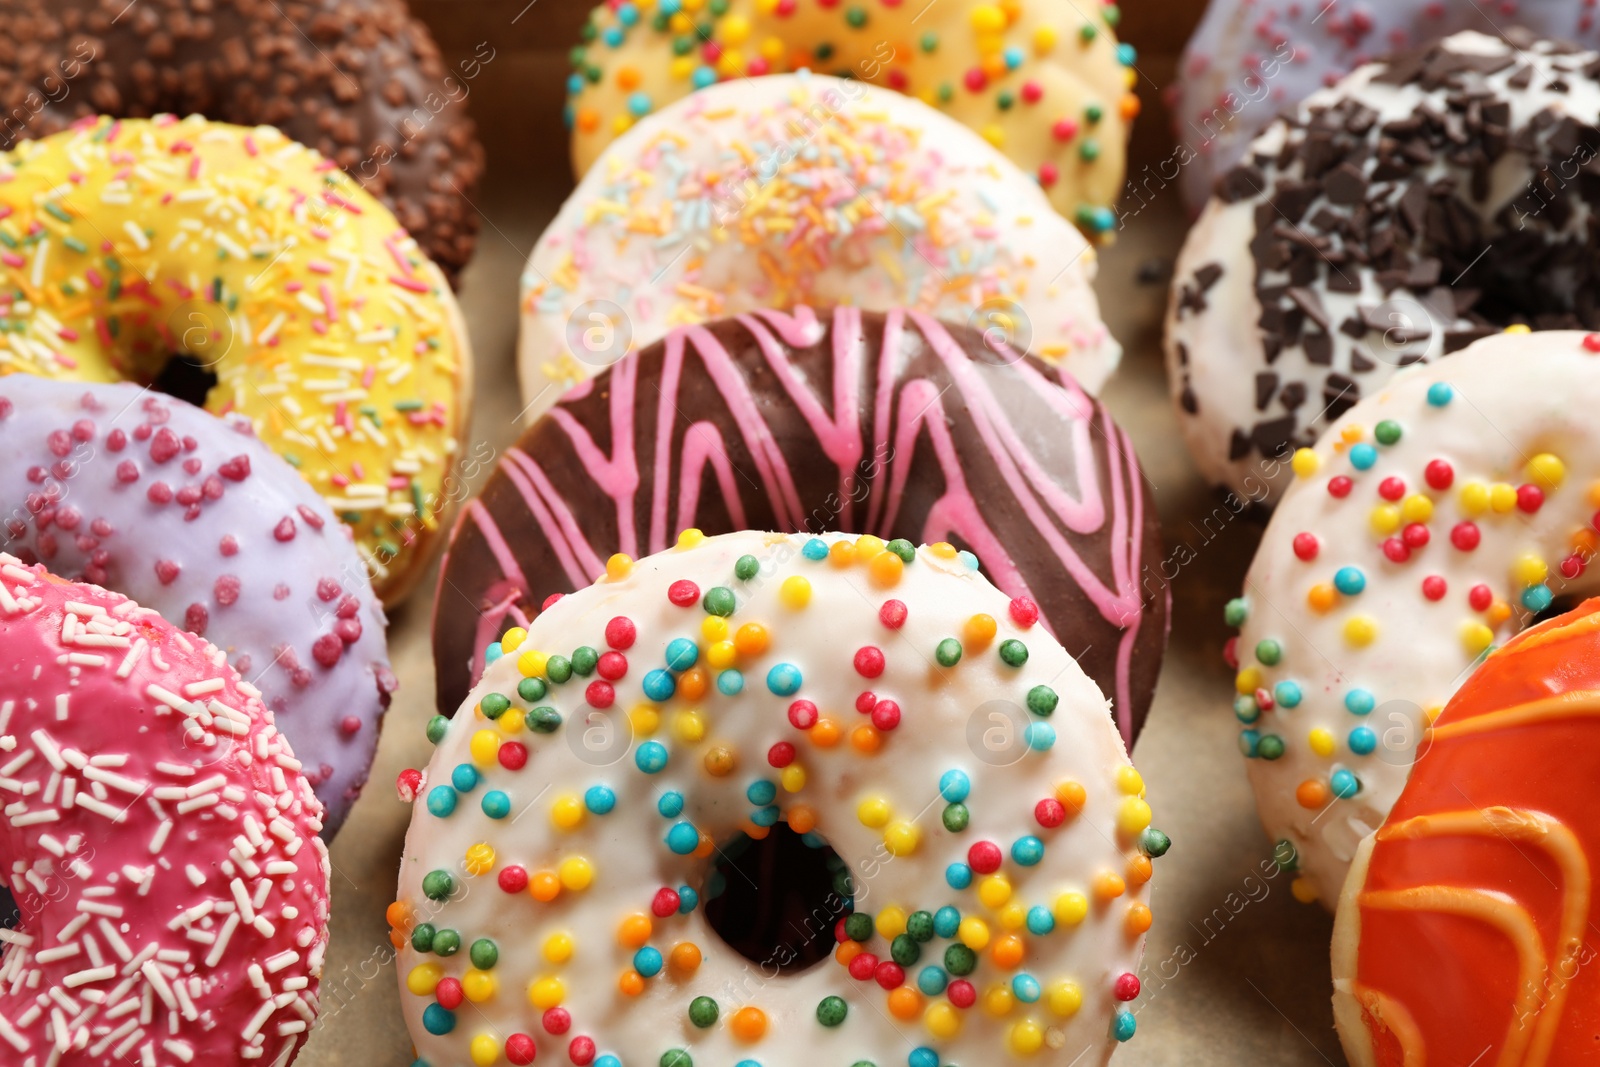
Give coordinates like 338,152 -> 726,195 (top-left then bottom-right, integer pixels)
0,378 -> 394,836
433,306 -> 1166,746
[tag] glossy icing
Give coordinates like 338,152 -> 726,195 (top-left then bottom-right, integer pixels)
522,73 -> 1119,423
564,1 -> 1138,243
0,115 -> 471,602
0,377 -> 394,836
398,530 -> 1164,1067
0,559 -> 329,1067
1225,330 -> 1600,909
1332,598 -> 1600,1067
443,307 -> 1164,747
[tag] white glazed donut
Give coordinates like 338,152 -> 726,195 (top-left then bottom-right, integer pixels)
1165,30 -> 1600,501
391,530 -> 1165,1067
1170,2 -> 1600,212
1222,329 -> 1600,909
519,73 -> 1119,423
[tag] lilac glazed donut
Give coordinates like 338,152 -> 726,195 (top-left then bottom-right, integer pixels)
0,377 -> 393,835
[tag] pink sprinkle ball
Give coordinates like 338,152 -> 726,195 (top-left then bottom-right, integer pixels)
1424,459 -> 1453,489
1378,476 -> 1405,501
499,866 -> 530,894
1328,475 -> 1353,498
875,961 -> 905,989
1009,595 -> 1040,627
499,741 -> 529,770
652,887 -> 681,917
968,840 -> 1003,874
668,579 -> 700,606
1402,523 -> 1429,548
878,599 -> 908,629
855,691 -> 878,714
1114,972 -> 1141,1001
1036,798 -> 1067,827
396,767 -> 423,801
1517,484 -> 1544,513
436,977 -> 464,1010
854,646 -> 886,678
543,1007 -> 572,1034
768,740 -> 797,767
1052,118 -> 1079,141
1563,554 -> 1588,580
1468,584 -> 1493,611
1292,532 -> 1319,560
871,698 -> 901,731
948,980 -> 977,1008
585,680 -> 615,708
1451,521 -> 1481,551
597,650 -> 628,679
1585,332 -> 1600,352
506,1034 -> 538,1065
787,699 -> 818,729
1222,635 -> 1239,669
1422,575 -> 1447,600
605,615 -> 637,648
570,1035 -> 598,1065
543,592 -> 565,611
849,952 -> 879,980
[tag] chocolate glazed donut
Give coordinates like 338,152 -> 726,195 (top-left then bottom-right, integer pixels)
433,306 -> 1168,747
0,0 -> 484,280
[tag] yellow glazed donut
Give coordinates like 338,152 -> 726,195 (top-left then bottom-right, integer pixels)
0,115 -> 471,603
565,0 -> 1139,240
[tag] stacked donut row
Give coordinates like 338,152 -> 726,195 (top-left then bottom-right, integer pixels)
411,24 -> 1176,1067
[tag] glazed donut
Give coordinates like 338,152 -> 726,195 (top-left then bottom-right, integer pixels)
0,114 -> 472,603
1172,4 -> 1600,213
1166,30 -> 1600,501
1224,329 -> 1600,910
441,305 -> 1164,748
0,0 -> 485,280
396,529 -> 1165,1067
0,557 -> 329,1067
0,376 -> 394,836
564,0 -> 1140,242
522,74 -> 1120,419
1331,598 -> 1600,1067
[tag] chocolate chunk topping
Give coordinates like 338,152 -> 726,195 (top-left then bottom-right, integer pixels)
1325,163 -> 1370,205
1304,333 -> 1334,365
1219,164 -> 1268,203
1228,429 -> 1252,462
1254,372 -> 1279,411
1250,416 -> 1298,459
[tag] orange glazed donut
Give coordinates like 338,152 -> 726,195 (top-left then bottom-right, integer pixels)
1332,598 -> 1600,1066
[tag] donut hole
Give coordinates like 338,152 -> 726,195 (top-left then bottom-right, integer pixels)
702,822 -> 851,974
150,350 -> 221,408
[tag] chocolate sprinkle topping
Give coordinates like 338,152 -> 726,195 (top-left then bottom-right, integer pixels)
1173,32 -> 1600,468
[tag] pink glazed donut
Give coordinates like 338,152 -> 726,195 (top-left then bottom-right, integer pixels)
0,560 -> 329,1067
0,378 -> 394,836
